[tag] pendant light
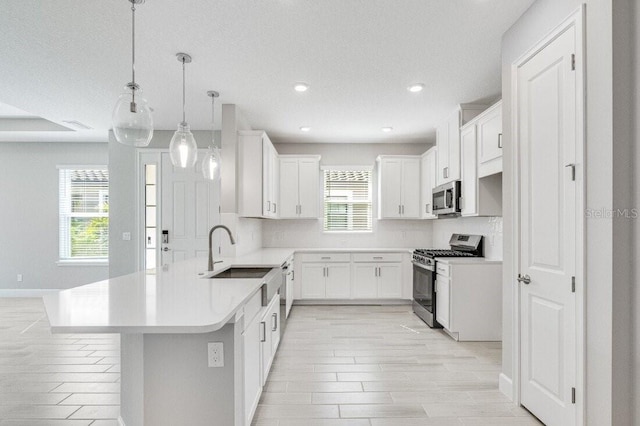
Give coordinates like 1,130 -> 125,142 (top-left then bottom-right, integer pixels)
112,0 -> 153,147
169,53 -> 198,169
202,91 -> 221,181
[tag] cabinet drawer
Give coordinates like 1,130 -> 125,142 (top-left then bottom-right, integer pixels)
352,253 -> 403,263
436,263 -> 450,278
243,290 -> 263,331
298,253 -> 351,263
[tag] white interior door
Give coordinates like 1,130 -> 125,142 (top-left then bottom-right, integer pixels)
161,151 -> 220,266
518,24 -> 577,426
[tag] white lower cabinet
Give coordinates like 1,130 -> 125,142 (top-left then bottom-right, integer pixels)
435,260 -> 502,341
243,293 -> 281,426
260,294 -> 280,385
353,263 -> 402,298
300,262 -> 351,299
435,274 -> 450,330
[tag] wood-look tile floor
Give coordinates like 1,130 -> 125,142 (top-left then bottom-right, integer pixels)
252,305 -> 543,426
1,298 -> 542,425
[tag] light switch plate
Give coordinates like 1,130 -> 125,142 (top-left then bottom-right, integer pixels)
207,342 -> 224,367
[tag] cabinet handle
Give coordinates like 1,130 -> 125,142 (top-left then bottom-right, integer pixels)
378,267 -> 381,277
398,205 -> 401,215
298,205 -> 302,215
292,270 -> 295,281
267,201 -> 271,212
260,322 -> 266,342
426,203 -> 431,214
273,203 -> 277,214
373,256 -> 383,260
443,168 -> 446,179
401,205 -> 405,214
445,167 -> 449,179
272,313 -> 277,331
498,133 -> 503,149
321,256 -> 331,260
326,267 -> 329,278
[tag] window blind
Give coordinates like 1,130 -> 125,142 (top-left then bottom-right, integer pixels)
59,168 -> 109,260
323,170 -> 372,232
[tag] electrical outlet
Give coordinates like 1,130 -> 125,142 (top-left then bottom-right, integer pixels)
17,274 -> 23,282
207,342 -> 224,367
122,232 -> 131,241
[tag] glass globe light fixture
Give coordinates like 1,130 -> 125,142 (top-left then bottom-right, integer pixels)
169,122 -> 198,168
202,146 -> 221,181
169,53 -> 198,168
112,0 -> 153,147
112,84 -> 153,146
202,90 -> 221,181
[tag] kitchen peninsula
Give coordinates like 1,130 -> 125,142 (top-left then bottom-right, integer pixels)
43,248 -> 294,426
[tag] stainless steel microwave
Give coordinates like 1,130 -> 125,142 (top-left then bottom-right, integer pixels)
432,181 -> 461,216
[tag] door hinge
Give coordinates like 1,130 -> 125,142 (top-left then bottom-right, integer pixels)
571,54 -> 576,71
571,276 -> 576,293
571,387 -> 576,404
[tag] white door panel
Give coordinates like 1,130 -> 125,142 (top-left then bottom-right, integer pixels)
518,24 -> 577,426
161,151 -> 220,266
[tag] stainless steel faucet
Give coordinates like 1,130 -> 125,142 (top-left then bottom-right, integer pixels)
208,225 -> 236,271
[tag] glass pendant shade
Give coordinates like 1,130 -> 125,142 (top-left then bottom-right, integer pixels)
112,88 -> 154,147
169,122 -> 198,168
202,146 -> 221,181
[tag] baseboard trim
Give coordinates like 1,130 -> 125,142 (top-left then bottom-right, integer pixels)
293,299 -> 412,306
499,373 -> 514,401
0,289 -> 60,298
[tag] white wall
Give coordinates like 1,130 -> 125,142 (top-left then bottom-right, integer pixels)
502,0 -> 635,424
263,143 -> 433,249
0,142 -> 109,290
432,217 -> 503,260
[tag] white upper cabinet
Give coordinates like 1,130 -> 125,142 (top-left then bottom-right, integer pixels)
420,147 -> 437,219
238,131 -> 279,219
477,101 -> 503,178
377,156 -> 420,219
279,156 -> 320,219
436,105 -> 488,186
460,100 -> 503,217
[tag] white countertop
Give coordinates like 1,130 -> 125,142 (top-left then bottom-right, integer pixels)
44,248 -> 295,335
435,257 -> 503,265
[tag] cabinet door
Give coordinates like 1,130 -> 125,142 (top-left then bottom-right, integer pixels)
260,310 -> 273,385
401,158 -> 421,218
378,264 -> 402,298
478,105 -> 503,165
325,263 -> 351,299
262,137 -> 272,217
270,147 -> 279,217
298,158 -> 319,218
279,158 -> 299,218
379,158 -> 402,218
243,315 -> 262,425
352,264 -> 377,298
446,111 -> 462,182
421,149 -> 437,219
436,124 -> 448,186
269,296 -> 281,359
435,276 -> 450,329
300,263 -> 325,299
460,125 -> 478,216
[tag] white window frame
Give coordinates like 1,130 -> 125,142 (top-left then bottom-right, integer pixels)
323,167 -> 373,233
57,165 -> 109,265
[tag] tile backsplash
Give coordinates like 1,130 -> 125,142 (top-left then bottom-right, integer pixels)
262,219 -> 433,249
432,216 -> 503,260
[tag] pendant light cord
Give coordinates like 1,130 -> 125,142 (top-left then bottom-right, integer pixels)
130,2 -> 136,104
211,96 -> 216,148
182,58 -> 186,124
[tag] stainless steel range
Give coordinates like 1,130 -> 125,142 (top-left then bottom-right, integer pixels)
412,234 -> 483,328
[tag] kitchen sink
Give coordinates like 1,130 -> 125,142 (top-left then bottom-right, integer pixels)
208,267 -> 274,279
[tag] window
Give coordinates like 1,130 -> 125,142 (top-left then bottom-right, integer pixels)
323,169 -> 372,232
59,168 -> 109,261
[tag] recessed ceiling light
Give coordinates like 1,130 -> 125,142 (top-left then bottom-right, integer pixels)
407,83 -> 425,93
300,126 -> 311,132
382,127 -> 393,132
294,82 -> 309,92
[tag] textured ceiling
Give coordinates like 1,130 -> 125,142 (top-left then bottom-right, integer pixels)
0,0 -> 534,143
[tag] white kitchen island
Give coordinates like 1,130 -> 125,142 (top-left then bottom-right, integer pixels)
43,249 -> 294,426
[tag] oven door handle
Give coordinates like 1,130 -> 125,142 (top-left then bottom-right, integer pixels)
412,261 -> 435,271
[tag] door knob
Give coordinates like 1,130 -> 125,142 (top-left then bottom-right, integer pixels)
163,247 -> 171,252
517,274 -> 531,284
